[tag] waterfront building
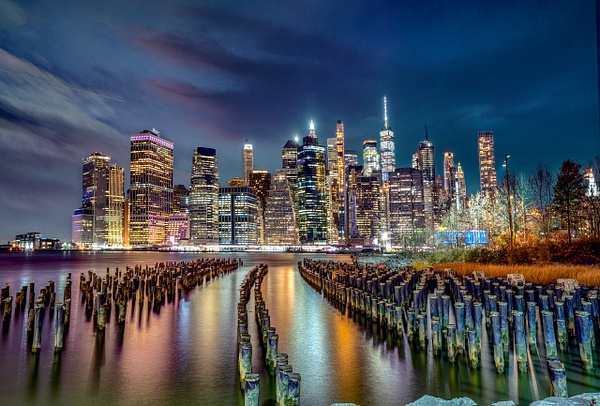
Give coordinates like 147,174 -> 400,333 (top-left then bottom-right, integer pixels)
12,232 -> 61,250
71,207 -> 93,246
362,139 -> 380,177
388,168 -> 426,247
297,120 -> 328,244
478,131 -> 497,199
457,163 -> 467,210
189,147 -> 219,245
128,129 -> 173,246
249,170 -> 272,244
243,141 -> 254,186
169,184 -> 190,244
218,186 -> 258,245
380,95 -> 396,181
264,169 -> 298,245
76,152 -> 124,246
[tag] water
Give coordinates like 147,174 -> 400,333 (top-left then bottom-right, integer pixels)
0,251 -> 598,405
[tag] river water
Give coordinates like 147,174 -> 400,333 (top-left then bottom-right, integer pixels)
0,251 -> 598,405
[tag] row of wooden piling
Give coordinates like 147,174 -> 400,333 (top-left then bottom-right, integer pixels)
1,258 -> 238,355
2,276 -> 73,354
298,259 -> 599,398
237,264 -> 300,405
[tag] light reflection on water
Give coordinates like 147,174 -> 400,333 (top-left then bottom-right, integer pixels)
0,251 -> 598,405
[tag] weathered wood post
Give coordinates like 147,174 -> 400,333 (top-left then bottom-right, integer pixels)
54,303 -> 65,352
455,302 -> 465,354
473,302 -> 483,345
546,357 -> 568,398
417,313 -> 426,348
467,328 -> 480,368
575,310 -> 594,370
268,334 -> 278,373
279,365 -> 293,405
446,324 -> 456,362
287,373 -> 301,405
490,312 -> 504,373
541,310 -> 558,357
3,296 -> 12,322
498,302 -> 508,352
513,310 -> 527,372
244,373 -> 260,406
32,303 -> 44,353
555,301 -> 567,350
527,302 -> 537,346
431,316 -> 441,356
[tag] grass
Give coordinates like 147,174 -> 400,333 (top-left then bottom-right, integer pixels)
414,262 -> 600,287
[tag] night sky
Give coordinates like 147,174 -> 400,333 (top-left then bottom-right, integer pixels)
0,0 -> 598,242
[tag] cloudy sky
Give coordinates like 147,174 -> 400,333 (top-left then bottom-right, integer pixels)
0,0 -> 598,242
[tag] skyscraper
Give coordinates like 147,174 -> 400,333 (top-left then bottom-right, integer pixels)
362,139 -> 380,177
76,152 -> 124,246
189,147 -> 219,245
218,185 -> 258,245
169,184 -> 190,244
282,139 -> 299,200
478,131 -> 497,199
456,163 -> 467,210
297,120 -> 328,243
443,151 -> 457,208
355,174 -> 381,243
345,149 -> 358,168
243,141 -> 254,186
264,169 -> 298,245
335,120 -> 345,195
128,129 -> 173,246
249,170 -> 272,244
414,136 -> 435,229
380,96 -> 396,181
388,168 -> 426,246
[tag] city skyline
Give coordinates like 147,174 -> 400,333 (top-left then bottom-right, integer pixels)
0,1 -> 598,242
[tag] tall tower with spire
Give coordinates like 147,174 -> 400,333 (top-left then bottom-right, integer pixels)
243,140 -> 254,186
379,95 -> 396,181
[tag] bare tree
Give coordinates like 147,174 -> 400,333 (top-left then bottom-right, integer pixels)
528,163 -> 555,239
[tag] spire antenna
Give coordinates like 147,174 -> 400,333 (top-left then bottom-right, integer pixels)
425,124 -> 429,142
383,95 -> 388,128
309,119 -> 315,131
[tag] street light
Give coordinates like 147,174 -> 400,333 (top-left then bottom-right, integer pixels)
503,154 -> 514,249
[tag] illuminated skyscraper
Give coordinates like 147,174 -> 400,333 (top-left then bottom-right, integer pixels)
169,184 -> 190,244
380,96 -> 396,181
457,163 -> 467,209
413,136 -> 435,229
443,152 -> 457,208
76,152 -> 124,246
189,147 -> 219,245
264,169 -> 298,245
478,131 -> 497,199
243,141 -> 254,186
297,120 -> 328,243
327,137 -> 337,174
345,149 -> 358,168
249,170 -> 272,244
129,129 -> 173,246
218,186 -> 258,245
282,139 -> 299,200
585,167 -> 599,197
362,139 -> 380,177
355,175 -> 381,243
335,121 -> 345,195
388,168 -> 425,246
